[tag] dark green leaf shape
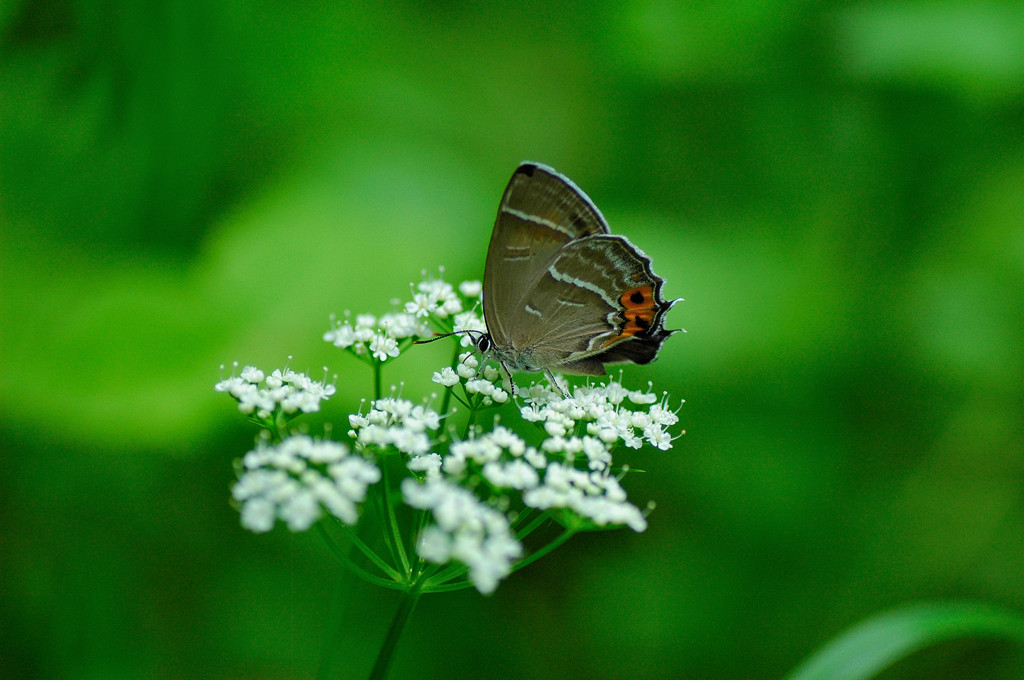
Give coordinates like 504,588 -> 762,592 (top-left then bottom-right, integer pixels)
786,601 -> 1024,680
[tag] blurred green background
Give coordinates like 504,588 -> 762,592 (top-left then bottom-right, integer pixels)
3,1 -> 1023,678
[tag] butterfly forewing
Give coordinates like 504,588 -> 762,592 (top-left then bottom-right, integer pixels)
483,163 -> 609,346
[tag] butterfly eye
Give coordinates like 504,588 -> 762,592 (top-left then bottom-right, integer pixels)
475,335 -> 492,353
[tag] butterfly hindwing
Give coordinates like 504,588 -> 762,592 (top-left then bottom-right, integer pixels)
505,235 -> 677,373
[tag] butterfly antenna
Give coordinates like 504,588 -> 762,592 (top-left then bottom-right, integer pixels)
413,329 -> 487,346
412,331 -> 459,345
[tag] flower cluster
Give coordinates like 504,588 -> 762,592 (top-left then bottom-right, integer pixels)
215,364 -> 336,417
348,396 -> 441,459
232,435 -> 381,532
323,311 -> 427,362
402,477 -> 522,594
432,352 -> 510,405
404,277 -> 462,319
523,462 -> 647,532
519,380 -> 679,452
218,270 -> 683,595
408,373 -> 678,540
322,275 -> 486,362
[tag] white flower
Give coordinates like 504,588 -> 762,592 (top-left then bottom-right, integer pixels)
519,403 -> 548,423
483,459 -> 540,489
440,297 -> 463,316
602,380 -> 629,404
239,366 -> 265,383
280,489 -> 320,532
239,496 -> 276,532
465,378 -> 495,396
520,382 -> 561,407
628,411 -> 653,429
644,423 -> 673,450
348,398 -> 442,456
353,327 -> 375,344
232,435 -> 381,533
409,278 -> 463,319
408,405 -> 441,431
459,280 -> 482,298
401,477 -> 522,594
408,453 -> 443,479
405,293 -> 435,318
581,436 -> 613,470
543,420 -> 567,438
238,384 -> 275,415
523,462 -> 647,532
448,438 -> 501,468
650,401 -> 681,427
265,368 -> 286,388
216,364 -> 336,416
490,426 -> 526,456
417,525 -> 452,563
453,311 -> 487,347
375,397 -> 413,420
432,367 -> 460,387
389,427 -> 432,456
380,312 -> 426,339
454,352 -> 481,380
369,333 -> 400,361
324,322 -> 357,349
523,447 -> 547,469
515,373 -> 684,453
629,386 -> 659,405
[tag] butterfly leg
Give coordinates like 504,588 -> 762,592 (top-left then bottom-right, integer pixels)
544,369 -> 569,398
498,360 -> 519,397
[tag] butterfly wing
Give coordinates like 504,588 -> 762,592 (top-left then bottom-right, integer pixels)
483,162 -> 610,347
506,234 -> 679,374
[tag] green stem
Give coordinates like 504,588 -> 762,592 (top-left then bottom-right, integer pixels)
371,474 -> 402,573
512,509 -> 552,535
373,361 -> 382,402
317,522 -> 403,584
379,461 -> 411,576
368,584 -> 423,680
512,526 -> 577,573
422,578 -> 477,593
463,400 -> 479,439
422,561 -> 469,590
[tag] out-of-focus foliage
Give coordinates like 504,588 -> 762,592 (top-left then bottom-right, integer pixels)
2,1 -> 1022,678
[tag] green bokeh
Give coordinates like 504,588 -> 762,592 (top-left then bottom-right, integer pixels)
2,1 -> 1023,678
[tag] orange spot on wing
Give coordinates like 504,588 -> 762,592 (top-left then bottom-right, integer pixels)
620,286 -> 654,311
602,286 -> 658,347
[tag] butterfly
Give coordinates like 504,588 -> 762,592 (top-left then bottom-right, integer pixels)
476,162 -> 680,393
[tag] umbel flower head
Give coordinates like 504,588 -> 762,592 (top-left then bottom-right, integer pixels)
215,364 -> 336,418
233,435 -> 381,532
218,270 -> 683,595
